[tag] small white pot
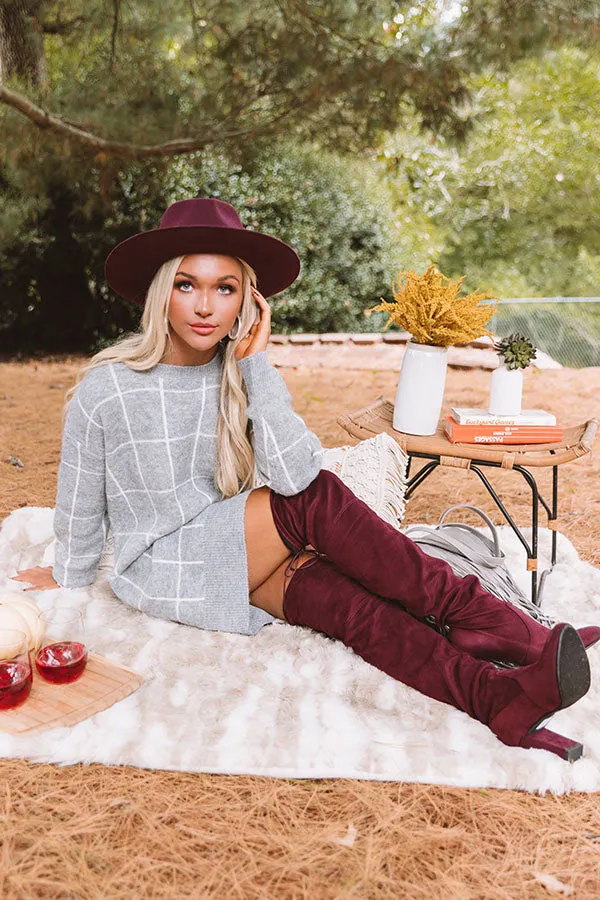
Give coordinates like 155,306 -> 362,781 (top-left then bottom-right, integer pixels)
393,341 -> 448,435
488,361 -> 524,416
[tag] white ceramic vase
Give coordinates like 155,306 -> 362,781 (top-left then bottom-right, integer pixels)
488,361 -> 524,416
393,341 -> 448,435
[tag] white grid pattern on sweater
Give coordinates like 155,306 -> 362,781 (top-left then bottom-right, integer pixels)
54,353 -> 325,631
55,366 -> 229,603
55,440 -> 103,562
108,365 -> 159,547
159,374 -> 187,614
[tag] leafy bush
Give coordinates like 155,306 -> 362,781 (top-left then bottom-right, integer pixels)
0,138 -> 414,352
165,139 -> 410,334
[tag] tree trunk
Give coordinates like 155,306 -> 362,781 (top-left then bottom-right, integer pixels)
0,184 -> 96,353
0,0 -> 46,85
34,186 -> 96,351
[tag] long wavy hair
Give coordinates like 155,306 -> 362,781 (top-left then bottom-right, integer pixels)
62,254 -> 263,499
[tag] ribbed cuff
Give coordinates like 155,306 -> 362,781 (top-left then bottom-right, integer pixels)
52,563 -> 95,589
237,349 -> 271,384
237,350 -> 289,407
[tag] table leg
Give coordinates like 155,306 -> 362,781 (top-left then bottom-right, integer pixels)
470,464 -> 538,606
551,465 -> 558,566
406,459 -> 440,500
404,455 -> 558,608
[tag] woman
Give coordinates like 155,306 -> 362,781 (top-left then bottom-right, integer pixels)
12,197 -> 599,761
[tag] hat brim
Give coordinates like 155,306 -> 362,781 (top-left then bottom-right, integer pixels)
104,225 -> 301,305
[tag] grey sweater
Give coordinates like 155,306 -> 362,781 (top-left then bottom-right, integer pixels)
52,344 -> 325,635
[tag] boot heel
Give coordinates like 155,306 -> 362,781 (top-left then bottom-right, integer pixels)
519,727 -> 583,762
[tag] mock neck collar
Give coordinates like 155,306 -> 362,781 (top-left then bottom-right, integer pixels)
151,345 -> 224,379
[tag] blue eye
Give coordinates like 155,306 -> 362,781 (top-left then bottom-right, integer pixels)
175,281 -> 235,293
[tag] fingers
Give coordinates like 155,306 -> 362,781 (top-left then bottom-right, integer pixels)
8,567 -> 57,591
9,570 -> 36,587
251,286 -> 270,310
233,287 -> 271,360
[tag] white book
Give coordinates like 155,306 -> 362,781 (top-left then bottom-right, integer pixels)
450,407 -> 557,426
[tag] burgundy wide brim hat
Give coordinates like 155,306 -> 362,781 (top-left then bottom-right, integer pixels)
104,198 -> 301,305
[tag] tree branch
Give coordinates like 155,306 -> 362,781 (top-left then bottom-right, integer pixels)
0,83 -> 304,158
38,14 -> 88,35
109,0 -> 120,73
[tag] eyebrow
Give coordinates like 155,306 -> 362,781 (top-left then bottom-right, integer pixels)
175,271 -> 240,284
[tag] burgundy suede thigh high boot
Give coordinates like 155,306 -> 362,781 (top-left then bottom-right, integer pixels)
282,549 -> 591,761
270,470 -> 600,666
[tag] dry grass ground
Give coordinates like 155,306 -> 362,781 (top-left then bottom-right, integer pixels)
1,356 -> 600,899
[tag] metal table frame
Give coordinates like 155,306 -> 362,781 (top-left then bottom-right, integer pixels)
404,450 -> 560,607
337,401 -> 597,612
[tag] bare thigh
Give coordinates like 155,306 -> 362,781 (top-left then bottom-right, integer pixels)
244,486 -> 316,620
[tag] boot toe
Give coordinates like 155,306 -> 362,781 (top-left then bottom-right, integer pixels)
579,625 -> 600,651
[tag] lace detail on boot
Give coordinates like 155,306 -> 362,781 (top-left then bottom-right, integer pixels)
282,548 -> 327,611
284,548 -> 324,580
423,614 -> 450,637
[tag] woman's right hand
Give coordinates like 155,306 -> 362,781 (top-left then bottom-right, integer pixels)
9,565 -> 59,592
234,286 -> 272,361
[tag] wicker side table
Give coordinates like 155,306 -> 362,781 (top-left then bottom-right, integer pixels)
337,397 -> 598,608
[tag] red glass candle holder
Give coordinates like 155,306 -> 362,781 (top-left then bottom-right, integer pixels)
35,608 -> 88,684
0,630 -> 32,710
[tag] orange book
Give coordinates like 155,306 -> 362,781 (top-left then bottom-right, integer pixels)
444,416 -> 563,445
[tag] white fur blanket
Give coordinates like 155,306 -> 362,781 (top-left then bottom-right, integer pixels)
1,506 -> 600,794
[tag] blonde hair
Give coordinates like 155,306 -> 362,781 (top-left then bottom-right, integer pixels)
62,254 -> 263,499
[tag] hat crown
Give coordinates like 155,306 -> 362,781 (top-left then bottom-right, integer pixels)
159,198 -> 245,231
105,196 -> 300,304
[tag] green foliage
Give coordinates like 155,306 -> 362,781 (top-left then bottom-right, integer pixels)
450,0 -> 600,68
377,46 -> 600,299
2,4 -> 600,356
0,138 -> 412,351
1,0 -> 477,160
163,141 -> 411,334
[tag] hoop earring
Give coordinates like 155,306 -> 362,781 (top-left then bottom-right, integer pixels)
227,316 -> 241,340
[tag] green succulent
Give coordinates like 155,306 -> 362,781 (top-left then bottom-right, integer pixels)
494,332 -> 538,370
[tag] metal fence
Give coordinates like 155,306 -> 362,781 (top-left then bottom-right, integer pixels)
487,298 -> 600,368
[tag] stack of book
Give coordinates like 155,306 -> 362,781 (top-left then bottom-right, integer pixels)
444,408 -> 563,444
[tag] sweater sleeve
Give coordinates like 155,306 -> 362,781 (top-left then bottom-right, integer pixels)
52,379 -> 108,588
237,350 -> 324,496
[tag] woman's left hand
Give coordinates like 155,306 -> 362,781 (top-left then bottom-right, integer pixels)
9,565 -> 59,591
234,286 -> 272,361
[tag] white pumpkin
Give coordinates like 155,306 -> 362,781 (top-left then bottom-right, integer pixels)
0,629 -> 28,658
0,592 -> 46,656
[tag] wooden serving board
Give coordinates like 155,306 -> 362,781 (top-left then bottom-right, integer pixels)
0,652 -> 144,735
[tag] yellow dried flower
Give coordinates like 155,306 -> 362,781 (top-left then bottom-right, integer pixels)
365,265 -> 500,347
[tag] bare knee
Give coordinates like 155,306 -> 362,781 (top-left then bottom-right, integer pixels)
244,485 -> 294,593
